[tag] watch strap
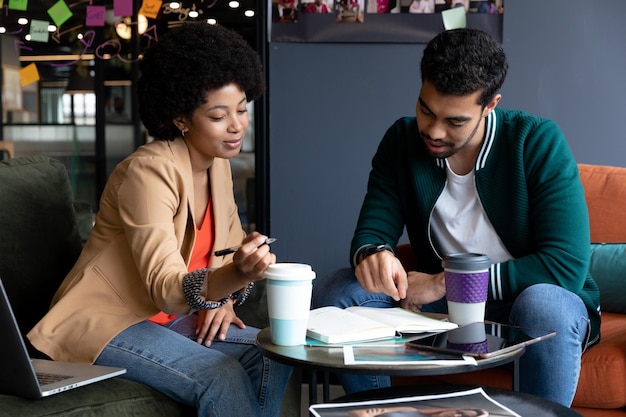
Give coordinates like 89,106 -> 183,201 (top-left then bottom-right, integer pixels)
356,243 -> 394,265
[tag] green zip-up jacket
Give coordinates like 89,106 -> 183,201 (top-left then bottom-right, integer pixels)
351,108 -> 601,344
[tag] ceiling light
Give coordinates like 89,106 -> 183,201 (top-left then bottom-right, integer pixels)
25,34 -> 31,41
18,17 -> 29,25
48,24 -> 57,32
189,10 -> 199,17
115,14 -> 148,40
0,27 -> 6,34
207,18 -> 217,25
169,1 -> 180,9
244,9 -> 255,17
229,1 -> 240,8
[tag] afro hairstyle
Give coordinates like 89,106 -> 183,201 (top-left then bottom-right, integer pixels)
137,22 -> 265,140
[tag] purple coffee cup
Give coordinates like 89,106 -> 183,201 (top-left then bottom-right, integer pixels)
443,253 -> 490,325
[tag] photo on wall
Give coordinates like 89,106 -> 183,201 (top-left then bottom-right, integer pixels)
301,0 -> 333,13
335,0 -> 365,22
269,0 -> 503,42
272,0 -> 300,23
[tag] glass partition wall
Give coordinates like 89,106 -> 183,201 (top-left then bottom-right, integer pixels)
1,2 -> 262,232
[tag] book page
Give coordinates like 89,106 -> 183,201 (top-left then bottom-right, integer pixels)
346,306 -> 458,333
307,306 -> 397,344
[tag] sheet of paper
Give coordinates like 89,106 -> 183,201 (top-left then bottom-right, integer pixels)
29,20 -> 50,43
442,6 -> 466,30
310,387 -> 521,417
343,345 -> 477,366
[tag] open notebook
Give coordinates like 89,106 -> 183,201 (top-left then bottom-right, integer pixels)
0,278 -> 126,399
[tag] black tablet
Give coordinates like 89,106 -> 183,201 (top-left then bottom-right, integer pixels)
406,322 -> 556,359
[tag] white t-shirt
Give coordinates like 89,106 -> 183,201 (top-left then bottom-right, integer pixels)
430,161 -> 512,264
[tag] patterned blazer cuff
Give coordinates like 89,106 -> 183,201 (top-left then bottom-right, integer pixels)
183,268 -> 229,310
231,282 -> 254,306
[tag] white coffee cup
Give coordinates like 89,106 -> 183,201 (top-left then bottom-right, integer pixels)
264,263 -> 316,346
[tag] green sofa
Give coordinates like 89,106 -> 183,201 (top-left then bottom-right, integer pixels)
0,155 -> 299,417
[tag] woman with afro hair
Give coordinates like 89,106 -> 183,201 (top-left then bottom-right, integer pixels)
28,23 -> 292,416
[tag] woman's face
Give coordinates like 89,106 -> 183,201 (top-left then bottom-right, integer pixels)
179,83 -> 249,163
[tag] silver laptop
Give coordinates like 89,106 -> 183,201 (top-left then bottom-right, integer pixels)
0,279 -> 126,399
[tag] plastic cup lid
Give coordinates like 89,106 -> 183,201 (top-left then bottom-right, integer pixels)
264,263 -> 316,280
442,253 -> 490,270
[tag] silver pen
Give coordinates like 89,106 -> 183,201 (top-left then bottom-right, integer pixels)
214,238 -> 277,257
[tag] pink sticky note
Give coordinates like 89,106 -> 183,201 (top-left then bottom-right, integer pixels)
86,5 -> 106,26
114,0 -> 133,16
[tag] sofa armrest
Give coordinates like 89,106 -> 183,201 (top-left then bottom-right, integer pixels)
73,201 -> 95,246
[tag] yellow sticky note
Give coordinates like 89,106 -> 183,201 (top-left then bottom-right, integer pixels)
20,63 -> 40,87
139,0 -> 162,19
442,6 -> 466,30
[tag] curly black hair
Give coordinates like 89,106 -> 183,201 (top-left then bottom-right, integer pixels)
137,23 -> 265,140
421,28 -> 508,108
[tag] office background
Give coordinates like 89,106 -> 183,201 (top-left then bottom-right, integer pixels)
268,0 -> 626,278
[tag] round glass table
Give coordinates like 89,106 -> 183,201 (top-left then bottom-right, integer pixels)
256,328 -> 524,405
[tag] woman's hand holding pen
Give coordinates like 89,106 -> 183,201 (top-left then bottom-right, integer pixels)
195,233 -> 275,345
202,233 -> 276,304
230,232 -> 276,282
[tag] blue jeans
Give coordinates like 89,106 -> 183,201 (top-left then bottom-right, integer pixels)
312,267 -> 590,407
95,315 -> 292,417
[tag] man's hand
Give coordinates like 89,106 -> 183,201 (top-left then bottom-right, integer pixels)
399,271 -> 446,312
195,300 -> 245,346
354,250 -> 408,301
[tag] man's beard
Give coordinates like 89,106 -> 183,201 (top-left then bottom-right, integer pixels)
420,117 -> 482,159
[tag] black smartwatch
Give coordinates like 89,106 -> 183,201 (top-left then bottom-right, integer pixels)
357,243 -> 393,264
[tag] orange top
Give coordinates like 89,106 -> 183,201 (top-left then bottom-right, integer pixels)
148,199 -> 215,325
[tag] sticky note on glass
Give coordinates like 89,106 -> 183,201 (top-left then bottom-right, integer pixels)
442,6 -> 466,30
29,19 -> 50,42
86,5 -> 106,26
114,0 -> 133,16
8,0 -> 28,11
20,63 -> 40,87
48,0 -> 73,27
139,0 -> 162,19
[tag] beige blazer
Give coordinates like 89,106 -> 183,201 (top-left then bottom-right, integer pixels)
28,138 -> 246,363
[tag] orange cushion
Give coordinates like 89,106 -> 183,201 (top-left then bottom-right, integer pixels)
575,312 -> 626,408
578,164 -> 626,243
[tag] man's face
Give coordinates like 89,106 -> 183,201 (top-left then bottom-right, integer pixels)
415,81 -> 498,161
